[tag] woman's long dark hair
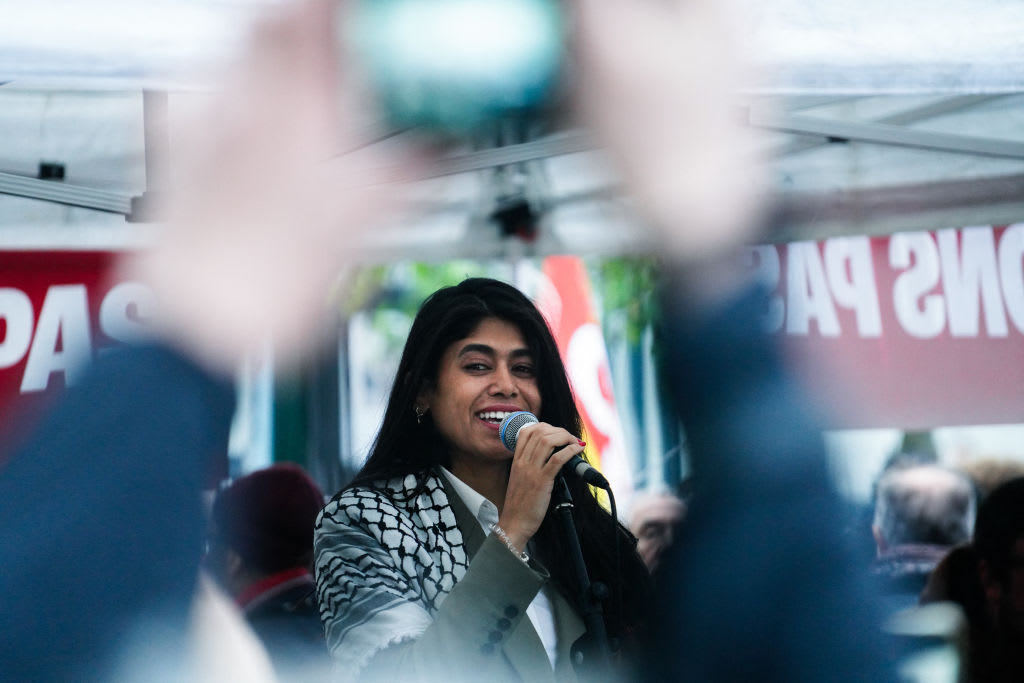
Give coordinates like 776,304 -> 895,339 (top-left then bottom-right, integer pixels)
343,277 -> 650,643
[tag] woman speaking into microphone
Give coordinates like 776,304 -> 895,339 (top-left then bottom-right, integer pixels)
315,277 -> 650,682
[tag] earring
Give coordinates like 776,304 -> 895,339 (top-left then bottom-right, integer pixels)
415,405 -> 425,424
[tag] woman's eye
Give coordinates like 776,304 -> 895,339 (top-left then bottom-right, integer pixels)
513,365 -> 536,377
463,362 -> 489,372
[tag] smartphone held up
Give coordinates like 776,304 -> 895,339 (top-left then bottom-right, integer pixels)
347,0 -> 565,133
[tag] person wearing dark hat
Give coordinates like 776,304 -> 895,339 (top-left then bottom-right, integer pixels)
206,463 -> 331,681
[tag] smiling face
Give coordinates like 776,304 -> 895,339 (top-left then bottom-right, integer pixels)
420,316 -> 542,472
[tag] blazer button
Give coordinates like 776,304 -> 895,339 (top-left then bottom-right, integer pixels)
504,605 -> 519,618
497,618 -> 511,630
481,644 -> 496,655
489,630 -> 503,643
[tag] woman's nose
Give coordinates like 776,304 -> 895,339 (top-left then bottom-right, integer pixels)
489,366 -> 517,395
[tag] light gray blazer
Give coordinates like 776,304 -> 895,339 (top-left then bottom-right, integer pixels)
316,472 -> 585,683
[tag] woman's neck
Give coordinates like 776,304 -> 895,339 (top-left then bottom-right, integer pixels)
449,458 -> 510,510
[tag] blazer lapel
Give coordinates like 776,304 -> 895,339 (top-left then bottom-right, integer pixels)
439,475 -> 560,681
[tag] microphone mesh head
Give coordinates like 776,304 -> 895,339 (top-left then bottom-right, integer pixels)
499,411 -> 538,451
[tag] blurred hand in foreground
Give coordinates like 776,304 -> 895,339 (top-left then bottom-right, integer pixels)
128,0 -> 770,368
572,0 -> 768,269
127,0 -> 411,374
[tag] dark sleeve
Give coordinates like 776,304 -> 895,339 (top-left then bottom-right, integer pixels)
0,344 -> 235,683
645,279 -> 897,682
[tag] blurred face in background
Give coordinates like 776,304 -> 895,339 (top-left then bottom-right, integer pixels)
630,493 -> 686,573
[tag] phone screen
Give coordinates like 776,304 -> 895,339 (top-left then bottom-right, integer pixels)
350,0 -> 564,132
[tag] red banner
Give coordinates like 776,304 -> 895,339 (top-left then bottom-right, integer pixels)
750,225 -> 1024,429
536,255 -> 635,504
0,251 -> 152,447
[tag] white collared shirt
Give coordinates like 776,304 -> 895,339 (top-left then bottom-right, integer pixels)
440,467 -> 558,668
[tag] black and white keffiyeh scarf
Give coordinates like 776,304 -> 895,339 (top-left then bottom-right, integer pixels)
314,470 -> 471,672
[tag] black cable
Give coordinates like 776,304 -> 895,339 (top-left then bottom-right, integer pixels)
608,486 -> 621,650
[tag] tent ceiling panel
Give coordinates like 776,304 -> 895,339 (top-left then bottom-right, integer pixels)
0,89 -> 145,191
738,0 -> 1024,94
2,0 -> 1024,254
2,0 -> 1024,93
3,90 -> 1024,254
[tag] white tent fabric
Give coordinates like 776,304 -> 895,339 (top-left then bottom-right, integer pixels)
2,0 -> 1024,93
2,0 -> 1024,254
739,0 -> 1024,94
0,0 -> 266,90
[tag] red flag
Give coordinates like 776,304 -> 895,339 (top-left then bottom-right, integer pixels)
535,256 -> 633,510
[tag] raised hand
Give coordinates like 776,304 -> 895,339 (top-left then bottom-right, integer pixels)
571,0 -> 768,266
124,0 -> 415,374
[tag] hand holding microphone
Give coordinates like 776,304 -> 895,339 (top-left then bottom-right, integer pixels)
500,412 -> 610,489
494,413 -> 593,554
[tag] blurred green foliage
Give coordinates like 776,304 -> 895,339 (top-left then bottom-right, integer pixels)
593,257 -> 661,347
342,257 -> 662,348
341,261 -> 498,318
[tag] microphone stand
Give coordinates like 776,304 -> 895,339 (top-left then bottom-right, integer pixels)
551,474 -> 611,675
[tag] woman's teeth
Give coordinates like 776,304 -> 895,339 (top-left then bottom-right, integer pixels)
477,411 -> 512,423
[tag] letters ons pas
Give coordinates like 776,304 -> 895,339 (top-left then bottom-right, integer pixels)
748,225 -> 1024,339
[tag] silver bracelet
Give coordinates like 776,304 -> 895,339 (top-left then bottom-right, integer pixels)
490,523 -> 529,564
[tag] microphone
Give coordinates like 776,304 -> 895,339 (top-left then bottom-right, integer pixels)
499,411 -> 610,489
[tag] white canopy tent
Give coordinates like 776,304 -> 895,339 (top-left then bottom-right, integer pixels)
3,0 -> 1024,498
2,0 -> 1024,256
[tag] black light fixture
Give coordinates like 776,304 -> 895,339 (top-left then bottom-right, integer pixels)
490,195 -> 538,242
37,162 -> 65,181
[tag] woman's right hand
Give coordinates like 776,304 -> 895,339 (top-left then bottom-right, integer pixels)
496,422 -> 586,554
